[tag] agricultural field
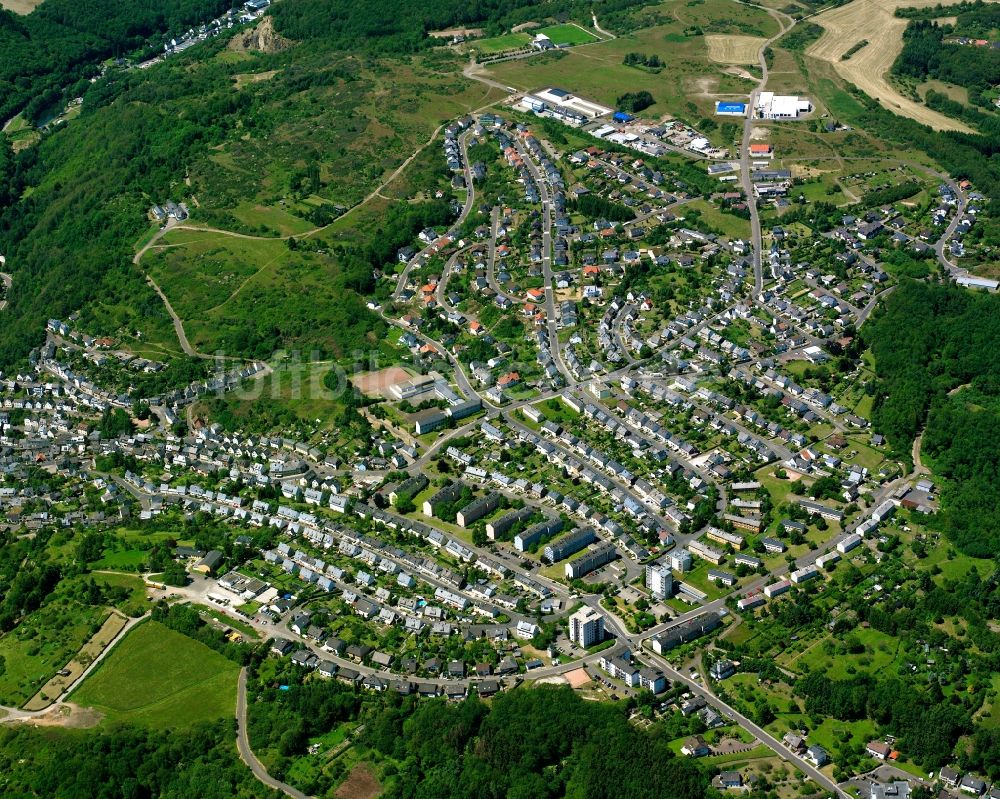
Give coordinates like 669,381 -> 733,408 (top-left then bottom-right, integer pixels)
72,620 -> 239,728
806,0 -> 974,133
0,0 -> 43,13
705,34 -> 767,65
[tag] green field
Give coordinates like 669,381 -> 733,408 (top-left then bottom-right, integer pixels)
72,620 -> 239,728
473,32 -> 531,53
0,603 -> 106,707
535,23 -> 599,46
685,199 -> 751,240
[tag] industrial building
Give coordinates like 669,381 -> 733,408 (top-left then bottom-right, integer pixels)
755,92 -> 812,120
715,101 -> 747,117
519,87 -> 612,124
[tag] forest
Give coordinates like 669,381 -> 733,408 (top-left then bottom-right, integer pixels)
0,720 -> 274,798
863,280 -> 1000,557
362,685 -> 711,799
0,0 -> 231,123
269,0 -> 652,52
893,18 -> 1000,109
796,672 -> 970,769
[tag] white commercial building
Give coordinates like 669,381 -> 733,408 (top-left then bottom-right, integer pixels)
755,92 -> 812,120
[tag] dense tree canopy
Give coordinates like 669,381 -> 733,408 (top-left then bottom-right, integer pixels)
364,685 -> 711,799
864,280 -> 1000,556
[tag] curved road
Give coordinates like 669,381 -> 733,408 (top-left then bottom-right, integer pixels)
236,668 -> 314,799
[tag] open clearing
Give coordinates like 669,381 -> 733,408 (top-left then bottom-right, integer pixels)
807,0 -> 975,133
335,763 -> 382,799
705,35 -> 766,65
72,620 -> 238,728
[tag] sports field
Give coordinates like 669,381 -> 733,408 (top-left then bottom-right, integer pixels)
72,620 -> 239,728
535,23 -> 599,46
807,0 -> 975,133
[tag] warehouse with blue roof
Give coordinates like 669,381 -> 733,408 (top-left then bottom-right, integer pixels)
715,101 -> 747,116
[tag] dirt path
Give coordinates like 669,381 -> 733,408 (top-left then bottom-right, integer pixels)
592,12 -> 615,39
911,432 -> 929,475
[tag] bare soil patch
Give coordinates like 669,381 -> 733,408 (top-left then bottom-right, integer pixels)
565,667 -> 593,689
233,70 -> 279,89
27,703 -> 104,729
336,763 -> 382,799
724,65 -> 756,80
428,27 -> 484,38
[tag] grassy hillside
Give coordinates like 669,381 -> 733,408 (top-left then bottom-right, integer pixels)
72,620 -> 239,728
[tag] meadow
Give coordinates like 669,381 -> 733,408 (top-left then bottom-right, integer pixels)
0,601 -> 106,707
72,620 -> 239,728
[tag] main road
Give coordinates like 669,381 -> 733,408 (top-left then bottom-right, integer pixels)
644,648 -> 848,798
739,7 -> 796,298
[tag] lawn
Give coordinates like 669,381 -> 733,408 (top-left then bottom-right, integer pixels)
72,620 -> 239,728
536,23 -> 599,46
90,548 -> 149,570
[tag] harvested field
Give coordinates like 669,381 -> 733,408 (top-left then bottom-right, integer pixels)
336,764 -> 382,799
807,0 -> 977,132
0,0 -> 43,13
705,34 -> 767,64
